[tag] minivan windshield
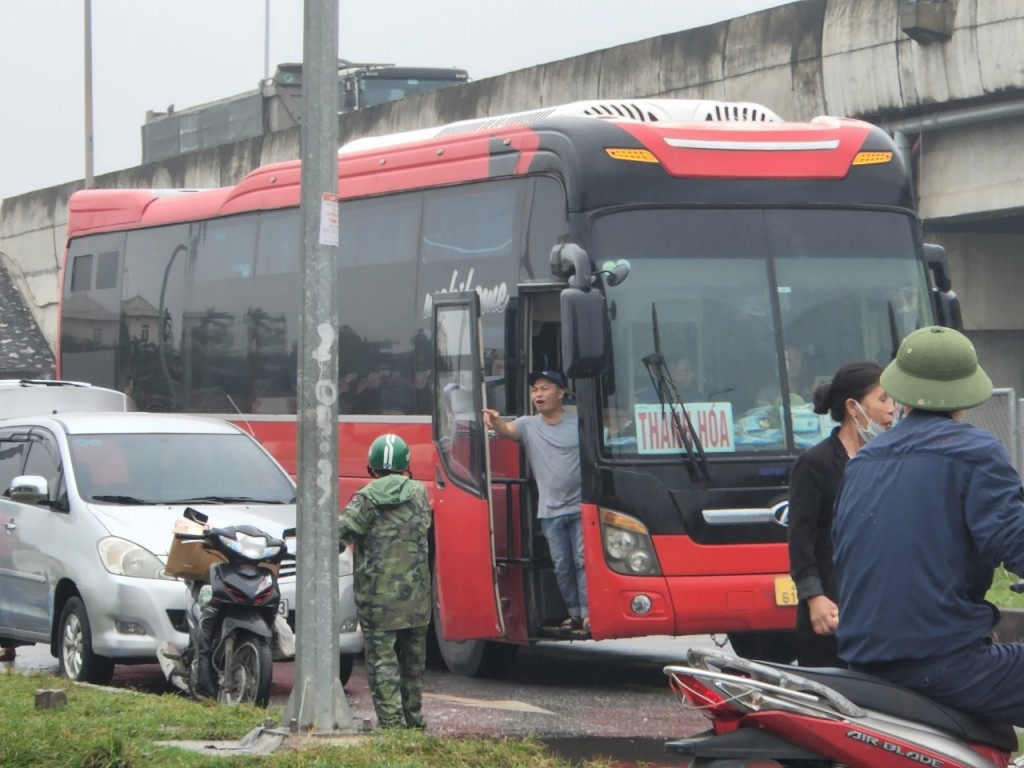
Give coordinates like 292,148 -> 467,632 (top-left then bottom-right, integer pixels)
69,432 -> 296,504
590,208 -> 930,458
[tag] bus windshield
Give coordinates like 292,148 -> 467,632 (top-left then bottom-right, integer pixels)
591,208 -> 931,458
358,76 -> 467,108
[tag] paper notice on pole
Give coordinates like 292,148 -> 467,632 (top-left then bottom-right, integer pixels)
319,193 -> 339,246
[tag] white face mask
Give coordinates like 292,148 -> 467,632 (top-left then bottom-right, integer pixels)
853,401 -> 886,443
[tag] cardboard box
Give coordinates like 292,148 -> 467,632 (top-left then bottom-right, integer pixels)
164,535 -> 226,581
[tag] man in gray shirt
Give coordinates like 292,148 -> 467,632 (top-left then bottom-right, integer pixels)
483,370 -> 588,635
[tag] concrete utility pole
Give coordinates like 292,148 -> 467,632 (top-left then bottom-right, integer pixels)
284,0 -> 352,733
264,0 -> 271,80
83,0 -> 94,188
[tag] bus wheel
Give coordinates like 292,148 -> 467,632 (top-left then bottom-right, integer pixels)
429,570 -> 518,678
727,630 -> 797,664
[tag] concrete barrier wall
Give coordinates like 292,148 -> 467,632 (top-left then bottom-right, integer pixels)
3,0 -> 1024,358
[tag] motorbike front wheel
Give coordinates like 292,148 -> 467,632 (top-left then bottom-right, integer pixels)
218,630 -> 273,707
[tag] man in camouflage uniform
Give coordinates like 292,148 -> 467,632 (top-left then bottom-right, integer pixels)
337,433 -> 432,729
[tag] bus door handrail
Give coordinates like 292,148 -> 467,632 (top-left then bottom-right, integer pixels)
490,475 -> 532,566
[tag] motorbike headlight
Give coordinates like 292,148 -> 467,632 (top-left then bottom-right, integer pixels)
263,543 -> 283,558
227,532 -> 278,561
222,532 -> 277,561
98,537 -> 175,580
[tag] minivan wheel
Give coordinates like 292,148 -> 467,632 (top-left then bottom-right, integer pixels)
58,596 -> 115,684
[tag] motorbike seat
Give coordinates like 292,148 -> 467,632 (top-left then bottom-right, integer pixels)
762,663 -> 1017,753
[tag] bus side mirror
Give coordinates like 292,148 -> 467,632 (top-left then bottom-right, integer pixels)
342,78 -> 357,110
924,243 -> 952,292
933,289 -> 963,331
602,259 -> 631,287
561,287 -> 608,379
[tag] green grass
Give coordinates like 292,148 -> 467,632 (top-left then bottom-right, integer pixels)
987,567 -> 1024,609
0,671 -> 611,768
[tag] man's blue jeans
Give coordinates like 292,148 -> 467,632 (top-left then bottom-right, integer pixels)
541,512 -> 587,619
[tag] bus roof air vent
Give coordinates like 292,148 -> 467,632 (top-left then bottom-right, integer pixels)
557,100 -> 781,124
576,101 -> 664,122
339,99 -> 783,154
698,101 -> 780,123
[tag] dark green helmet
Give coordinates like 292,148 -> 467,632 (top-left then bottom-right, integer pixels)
367,433 -> 410,472
880,326 -> 992,411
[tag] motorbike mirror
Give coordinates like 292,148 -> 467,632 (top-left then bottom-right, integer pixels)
184,506 -> 209,525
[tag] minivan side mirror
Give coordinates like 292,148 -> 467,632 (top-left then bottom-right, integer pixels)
10,475 -> 49,506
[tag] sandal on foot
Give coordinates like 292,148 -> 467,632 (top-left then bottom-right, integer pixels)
559,617 -> 583,631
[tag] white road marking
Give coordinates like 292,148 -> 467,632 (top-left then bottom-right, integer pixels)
423,692 -> 554,714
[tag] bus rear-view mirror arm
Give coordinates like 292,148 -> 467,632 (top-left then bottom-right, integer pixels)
550,242 -> 593,290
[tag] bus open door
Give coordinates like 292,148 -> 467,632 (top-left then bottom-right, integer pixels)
430,292 -> 509,675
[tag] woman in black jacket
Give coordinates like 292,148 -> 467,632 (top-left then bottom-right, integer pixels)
788,361 -> 897,666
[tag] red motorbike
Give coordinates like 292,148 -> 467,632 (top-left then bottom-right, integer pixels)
664,647 -> 1021,767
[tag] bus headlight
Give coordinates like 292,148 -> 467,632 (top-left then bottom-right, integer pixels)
627,549 -> 653,574
605,528 -> 638,560
599,508 -> 661,576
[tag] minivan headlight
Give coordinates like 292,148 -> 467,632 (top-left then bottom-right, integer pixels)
98,537 -> 176,580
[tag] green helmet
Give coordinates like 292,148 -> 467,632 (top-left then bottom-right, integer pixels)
367,433 -> 410,472
880,326 -> 992,411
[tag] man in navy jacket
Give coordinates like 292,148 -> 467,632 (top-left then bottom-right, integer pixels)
833,326 -> 1024,724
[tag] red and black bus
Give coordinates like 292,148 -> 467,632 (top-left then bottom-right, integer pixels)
59,99 -> 958,674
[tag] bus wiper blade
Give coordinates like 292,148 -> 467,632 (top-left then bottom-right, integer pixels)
887,300 -> 901,362
90,495 -> 156,505
644,303 -> 711,483
643,353 -> 706,483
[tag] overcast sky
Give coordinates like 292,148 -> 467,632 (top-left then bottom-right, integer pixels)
0,0 -> 792,201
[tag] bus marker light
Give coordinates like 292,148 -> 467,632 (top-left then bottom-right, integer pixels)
631,595 -> 653,615
605,148 -> 659,163
852,151 -> 893,165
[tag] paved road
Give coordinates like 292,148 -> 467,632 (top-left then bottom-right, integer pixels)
5,635 -> 722,765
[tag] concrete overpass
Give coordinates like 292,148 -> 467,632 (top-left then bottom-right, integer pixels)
3,0 -> 1024,390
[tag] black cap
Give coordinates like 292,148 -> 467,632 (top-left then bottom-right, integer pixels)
528,370 -> 567,389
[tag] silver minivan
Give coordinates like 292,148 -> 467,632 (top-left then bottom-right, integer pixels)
0,397 -> 361,684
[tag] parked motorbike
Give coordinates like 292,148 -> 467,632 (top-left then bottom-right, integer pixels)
664,647 -> 1021,767
157,507 -> 294,707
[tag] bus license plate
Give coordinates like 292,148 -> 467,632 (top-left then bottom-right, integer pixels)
277,599 -> 289,617
774,576 -> 798,606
